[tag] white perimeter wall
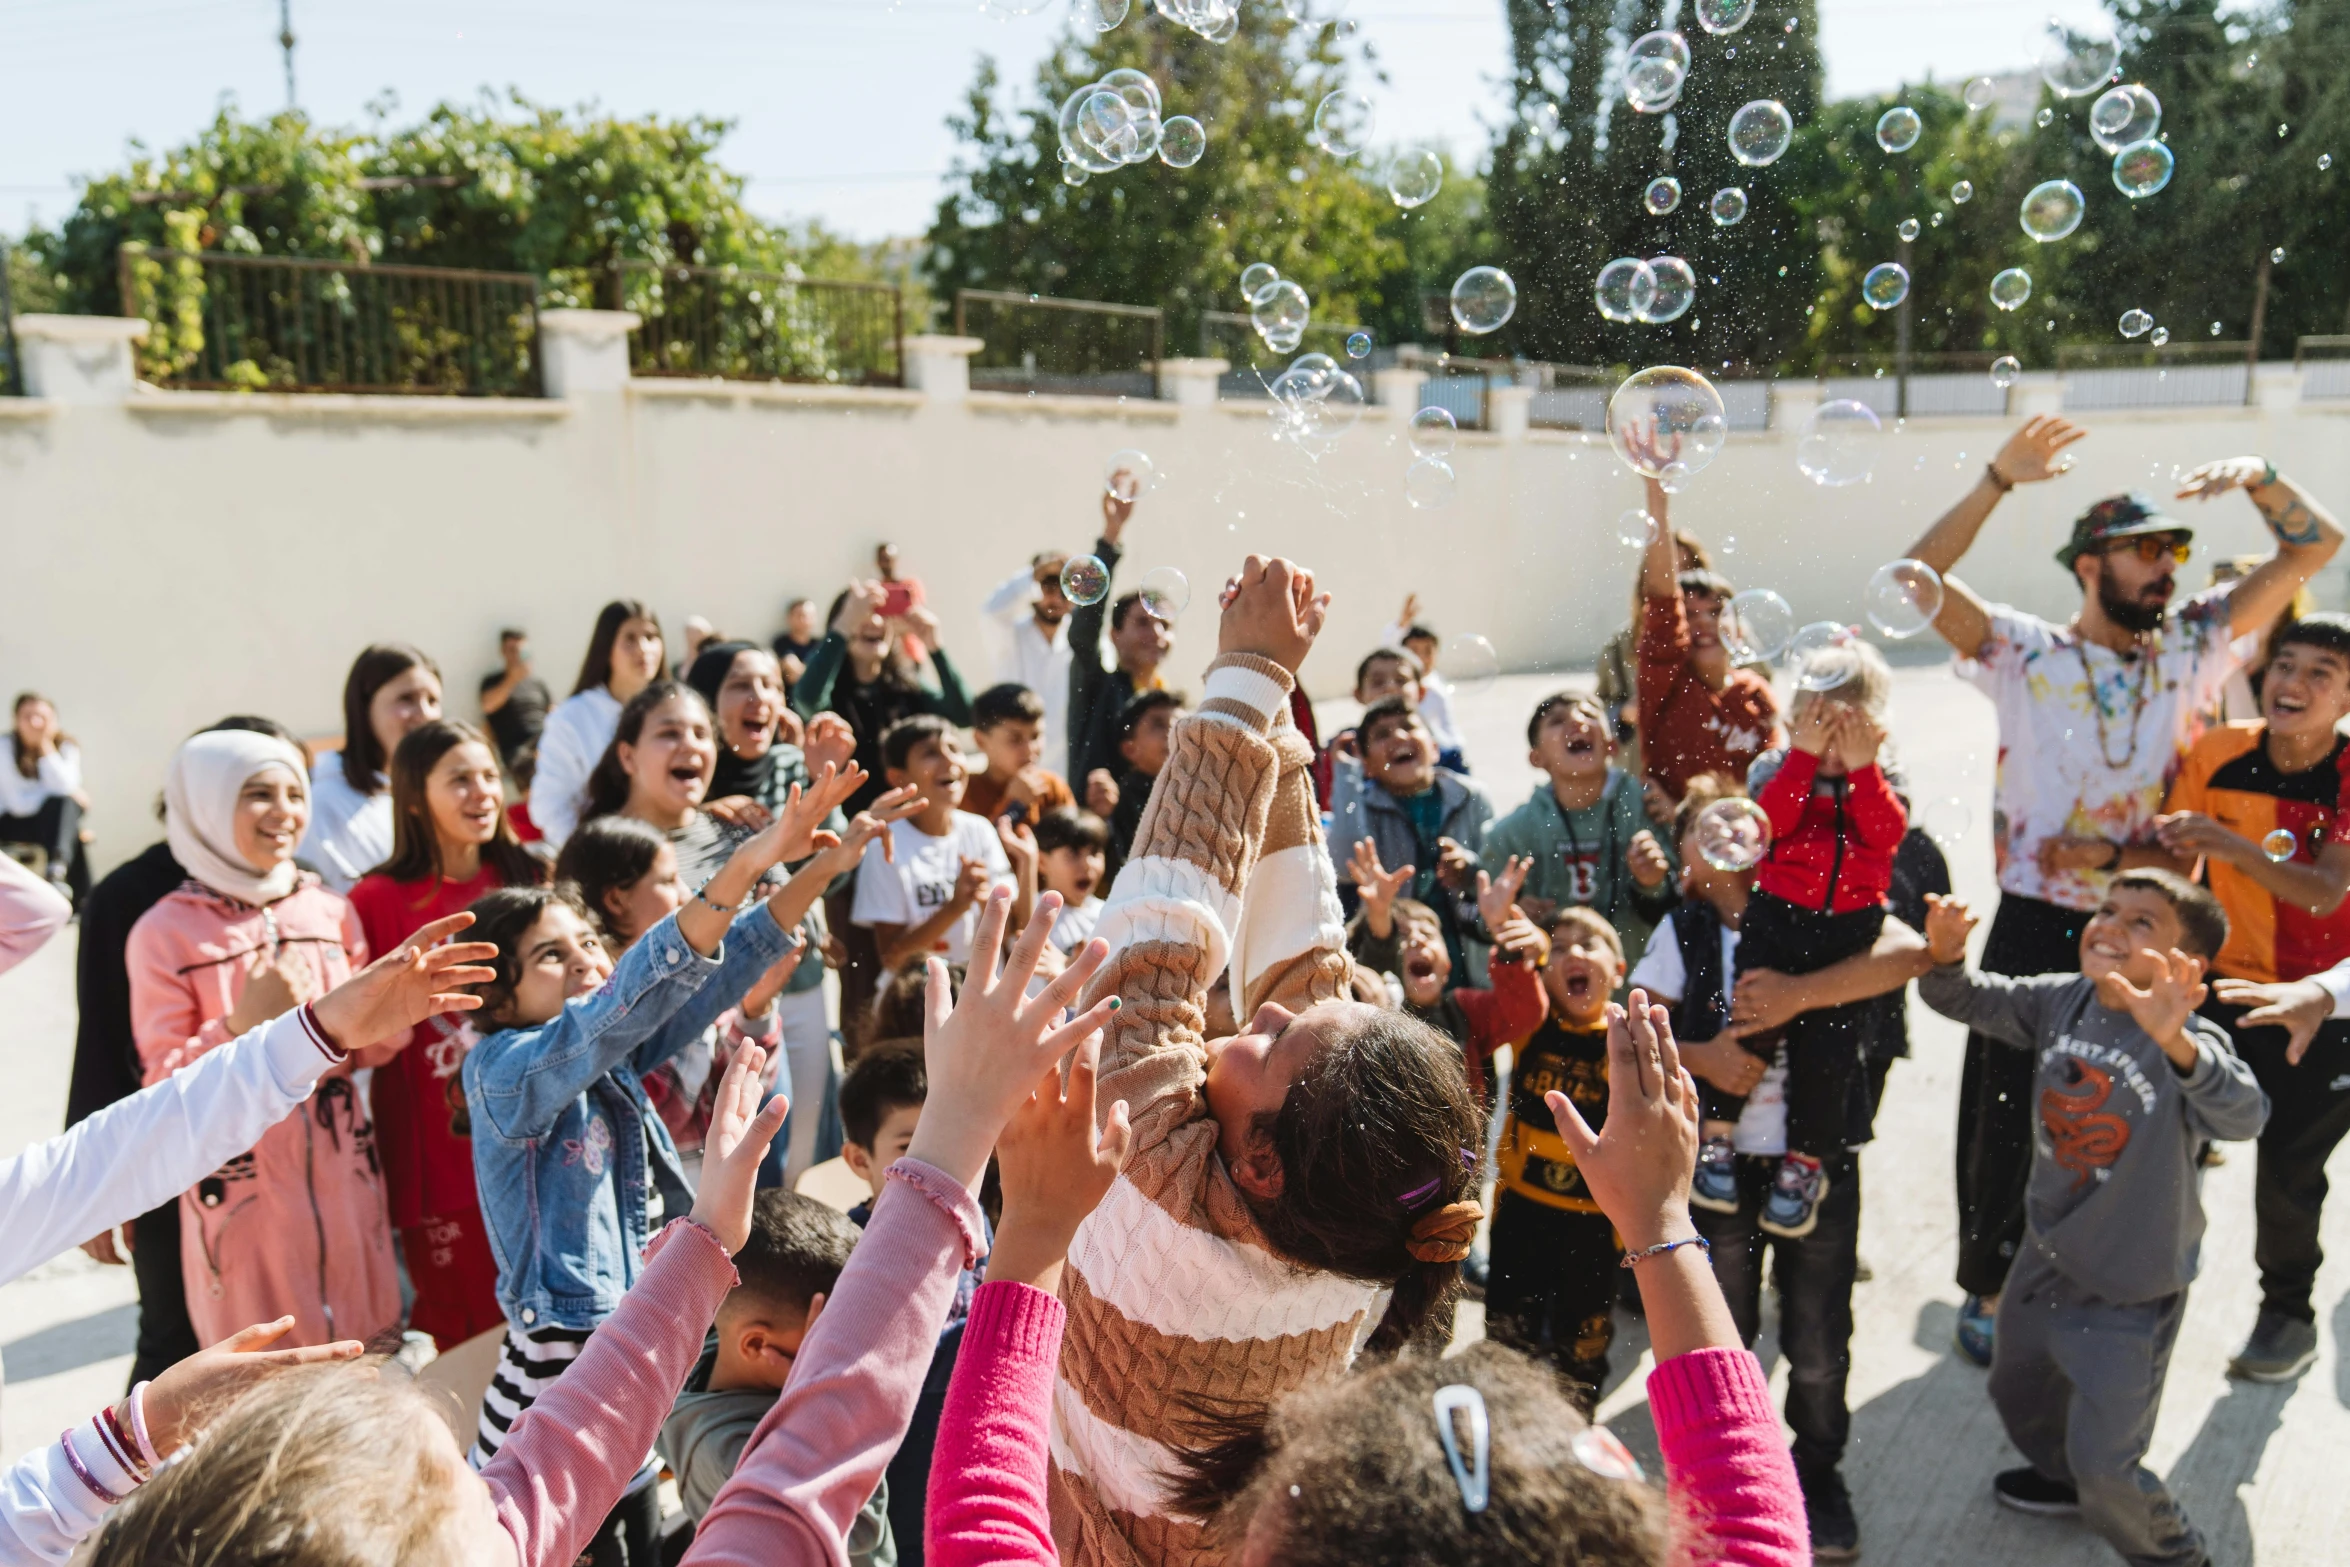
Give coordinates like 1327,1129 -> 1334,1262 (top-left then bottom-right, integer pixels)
4,352 -> 2347,873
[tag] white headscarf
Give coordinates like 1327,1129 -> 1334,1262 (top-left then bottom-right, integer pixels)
164,730 -> 312,906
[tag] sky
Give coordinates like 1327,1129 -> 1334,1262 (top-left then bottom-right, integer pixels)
0,0 -> 2126,243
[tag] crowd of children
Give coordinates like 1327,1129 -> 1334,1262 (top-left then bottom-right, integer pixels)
0,418 -> 2344,1567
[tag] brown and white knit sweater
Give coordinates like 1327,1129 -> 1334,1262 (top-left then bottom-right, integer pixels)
1049,652 -> 1373,1566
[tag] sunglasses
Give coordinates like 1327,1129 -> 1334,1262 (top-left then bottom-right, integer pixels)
2099,535 -> 2191,565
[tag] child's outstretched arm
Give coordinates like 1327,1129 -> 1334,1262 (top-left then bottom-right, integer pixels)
1913,894 -> 2067,1050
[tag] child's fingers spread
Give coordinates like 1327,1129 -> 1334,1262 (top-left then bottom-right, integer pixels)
1546,1089 -> 1599,1159
1033,935 -> 1110,1015
404,912 -> 478,947
924,956 -> 954,1035
1039,1000 -> 1118,1064
220,1316 -> 298,1351
969,886 -> 1014,990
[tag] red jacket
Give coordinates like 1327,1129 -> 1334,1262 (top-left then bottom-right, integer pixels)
1456,948 -> 1550,1101
1637,591 -> 1779,798
1754,749 -> 1907,913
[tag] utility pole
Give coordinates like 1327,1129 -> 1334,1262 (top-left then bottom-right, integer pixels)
278,0 -> 297,109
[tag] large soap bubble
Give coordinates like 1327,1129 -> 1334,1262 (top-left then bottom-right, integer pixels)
2040,21 -> 2120,97
1100,67 -> 1160,116
1312,90 -> 1375,157
2089,84 -> 2160,153
1408,405 -> 1459,458
1788,622 -> 1858,691
1595,257 -> 1658,322
1269,359 -> 1365,448
1450,267 -> 1518,334
1963,75 -> 1997,110
1138,565 -> 1191,619
1251,280 -> 1312,348
1729,100 -> 1795,166
1865,559 -> 1945,638
1445,633 -> 1500,691
1240,262 -> 1280,303
1990,267 -> 2033,310
1990,355 -> 2021,387
1607,366 -> 1729,481
1796,399 -> 1883,487
1388,149 -> 1443,208
1159,116 -> 1206,167
1861,262 -> 1910,310
2020,179 -> 2086,242
1875,106 -> 1922,153
1723,590 -> 1797,664
1624,31 -> 1691,114
1405,458 -> 1458,510
1105,449 -> 1160,499
1644,176 -> 1683,215
1710,186 -> 1748,225
1643,257 -> 1697,323
1694,0 -> 1754,32
2113,140 -> 2175,198
1085,0 -> 1133,28
1062,555 -> 1110,606
1694,796 -> 1773,872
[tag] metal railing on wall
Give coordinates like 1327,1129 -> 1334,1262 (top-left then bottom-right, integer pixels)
117,245 -> 542,395
610,261 -> 903,387
2056,340 -> 2253,412
954,289 -> 1161,400
2297,336 -> 2350,402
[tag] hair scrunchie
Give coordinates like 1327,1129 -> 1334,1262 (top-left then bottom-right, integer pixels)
1406,1200 -> 1484,1264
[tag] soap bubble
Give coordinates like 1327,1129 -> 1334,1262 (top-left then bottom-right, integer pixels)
1450,266 -> 1518,334
1624,31 -> 1692,114
1710,186 -> 1748,225
1897,217 -> 1920,242
1644,175 -> 1683,215
1443,633 -> 1501,691
2036,106 -> 2055,128
1251,279 -> 1312,346
1199,1 -> 1238,40
2020,179 -> 2086,241
1313,90 -> 1375,156
2272,247 -> 2286,264
1990,355 -> 2022,387
1087,0 -> 1132,30
1099,67 -> 1160,116
1694,797 -> 1773,872
1643,257 -> 1697,324
1607,366 -> 1729,481
1075,89 -> 1139,163
1408,405 -> 1459,458
1595,257 -> 1659,322
1797,399 -> 1883,487
1789,622 -> 1857,691
2151,326 -> 2171,347
1922,796 -> 1971,847
2112,139 -> 2175,198
1876,106 -> 1922,153
1137,566 -> 1190,620
2262,828 -> 2298,863
1951,178 -> 1974,204
1346,331 -> 1372,359
1268,359 -> 1364,447
1061,555 -> 1110,606
1990,267 -> 2033,310
1240,262 -> 1280,303
1405,458 -> 1458,510
1964,76 -> 1997,110
2210,320 -> 2223,336
1062,164 -> 1089,187
1728,100 -> 1795,166
1617,508 -> 1659,549
1694,0 -> 1754,32
1527,99 -> 1563,139
1104,449 -> 1159,499
1387,149 -> 1443,208
2120,309 -> 2153,338
1722,590 -> 1796,663
1125,111 -> 1165,163
1159,116 -> 1206,167
1865,559 -> 1945,638
2040,21 -> 2120,97
1861,262 -> 1911,310
2323,153 -> 2335,171
2089,83 -> 2160,153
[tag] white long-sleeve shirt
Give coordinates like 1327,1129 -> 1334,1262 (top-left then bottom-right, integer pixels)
0,857 -> 70,977
0,1007 -> 349,1561
982,569 -> 1075,773
0,742 -> 79,820
295,750 -> 393,895
529,686 -> 622,850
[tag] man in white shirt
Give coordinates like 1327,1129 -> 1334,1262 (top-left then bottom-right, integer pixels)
850,714 -> 1031,971
981,552 -> 1079,770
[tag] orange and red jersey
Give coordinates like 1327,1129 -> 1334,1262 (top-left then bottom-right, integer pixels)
2166,721 -> 2350,983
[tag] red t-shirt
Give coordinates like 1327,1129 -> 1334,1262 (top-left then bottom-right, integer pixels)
1637,590 -> 1779,798
348,867 -> 505,1230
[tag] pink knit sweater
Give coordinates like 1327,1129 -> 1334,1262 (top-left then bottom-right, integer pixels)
927,1284 -> 1809,1567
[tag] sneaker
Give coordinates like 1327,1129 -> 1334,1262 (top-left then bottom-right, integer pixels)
1953,1293 -> 1995,1368
1758,1154 -> 1829,1238
1691,1136 -> 1741,1213
1797,1463 -> 1861,1561
2227,1311 -> 2318,1382
1992,1466 -> 2079,1516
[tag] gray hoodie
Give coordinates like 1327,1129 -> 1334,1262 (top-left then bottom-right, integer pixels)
1918,965 -> 2268,1304
659,1343 -> 897,1564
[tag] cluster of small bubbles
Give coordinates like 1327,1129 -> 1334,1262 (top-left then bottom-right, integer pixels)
2278,122 -> 2290,138
1061,554 -> 1110,606
1104,449 -> 1160,500
2119,309 -> 2153,338
1930,210 -> 1945,227
1876,106 -> 1922,153
2020,179 -> 2086,241
1645,256 -> 1698,322
1798,398 -> 1883,486
1722,590 -> 1795,663
2040,20 -> 2121,97
1595,257 -> 1657,322
2270,246 -> 2286,264
1624,31 -> 1691,113
1148,0 -> 1240,40
2112,139 -> 2174,197
1695,798 -> 1773,871
2210,320 -> 2223,336
1081,0 -> 1132,30
1866,559 -> 1945,638
1059,70 -> 1172,173
1607,366 -> 1730,482
1990,267 -> 2033,310
1450,266 -> 1518,333
2089,83 -> 2160,152
1643,175 -> 1683,215
2035,106 -> 2055,129
1251,279 -> 1312,350
1896,217 -> 1920,242
1405,458 -> 1457,509
1861,262 -> 1910,310
1963,75 -> 1997,110
2151,326 -> 2171,346
1312,90 -> 1375,157
1345,330 -> 1372,359
1990,355 -> 2022,388
1267,353 -> 1365,450
1951,178 -> 1975,204
1136,565 -> 1190,620
1387,148 -> 1443,208
1728,99 -> 1794,166
1710,186 -> 1748,225
1408,405 -> 1459,458
1694,0 -> 1754,33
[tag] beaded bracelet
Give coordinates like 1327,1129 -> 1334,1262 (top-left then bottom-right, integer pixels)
1984,462 -> 2015,493
1619,1235 -> 1710,1270
692,886 -> 743,915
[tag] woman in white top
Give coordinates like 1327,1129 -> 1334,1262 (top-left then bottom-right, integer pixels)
529,599 -> 665,850
298,647 -> 444,894
1,691 -> 91,896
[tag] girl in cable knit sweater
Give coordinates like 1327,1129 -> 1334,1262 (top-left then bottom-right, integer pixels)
1049,558 -> 1491,1566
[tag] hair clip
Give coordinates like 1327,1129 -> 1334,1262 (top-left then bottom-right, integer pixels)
1571,1424 -> 1645,1484
1431,1385 -> 1490,1514
1395,1176 -> 1442,1209
1459,1145 -> 1479,1170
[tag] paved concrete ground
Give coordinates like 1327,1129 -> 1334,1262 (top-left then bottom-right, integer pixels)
5,661 -> 2348,1564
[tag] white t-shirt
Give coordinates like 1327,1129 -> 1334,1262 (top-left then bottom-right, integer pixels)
1049,895 -> 1105,954
850,813 -> 1014,965
1960,588 -> 2242,911
297,749 -> 393,895
1629,912 -> 1789,1157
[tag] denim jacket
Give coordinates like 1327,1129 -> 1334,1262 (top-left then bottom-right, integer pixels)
463,904 -> 793,1333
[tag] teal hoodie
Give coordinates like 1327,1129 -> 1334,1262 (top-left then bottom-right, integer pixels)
1481,768 -> 1678,974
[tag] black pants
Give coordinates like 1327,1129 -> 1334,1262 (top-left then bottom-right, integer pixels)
126,1197 -> 199,1387
2203,998 -> 2350,1325
1484,1190 -> 1621,1404
1694,1152 -> 1861,1475
577,1475 -> 662,1566
1957,893 -> 2088,1297
1710,893 -> 1884,1156
0,795 -> 79,887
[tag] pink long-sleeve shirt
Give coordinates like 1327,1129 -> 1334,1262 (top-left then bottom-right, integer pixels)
924,1286 -> 1809,1567
487,1156 -> 987,1567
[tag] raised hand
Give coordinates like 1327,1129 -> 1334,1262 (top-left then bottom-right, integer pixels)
1103,480 -> 1137,540
2174,455 -> 2269,501
831,784 -> 924,868
803,712 -> 858,779
1084,769 -> 1120,817
1831,705 -> 1886,773
2095,947 -> 2208,1067
689,1044 -> 792,1254
1991,414 -> 2088,487
1544,989 -> 1698,1253
832,580 -> 889,637
1790,699 -> 1838,758
136,1318 -> 364,1456
2211,975 -> 2332,1064
1627,828 -> 1671,890
1349,837 -> 1415,924
951,856 -> 994,912
1474,853 -> 1531,933
1489,913 -> 1550,967
1922,893 -> 1976,965
224,952 -> 307,1036
984,1028 -> 1134,1293
309,913 -> 498,1057
900,605 -> 944,654
2154,810 -> 2252,865
1397,591 -> 1421,627
1434,835 -> 1480,891
1216,555 -> 1331,674
739,938 -> 809,1020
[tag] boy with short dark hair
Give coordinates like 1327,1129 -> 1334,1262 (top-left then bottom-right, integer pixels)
1331,696 -> 1494,982
963,682 -> 1075,825
1920,871 -> 2266,1564
1033,806 -> 1110,953
852,714 -> 1031,973
1103,688 -> 1185,882
1386,592 -> 1466,771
